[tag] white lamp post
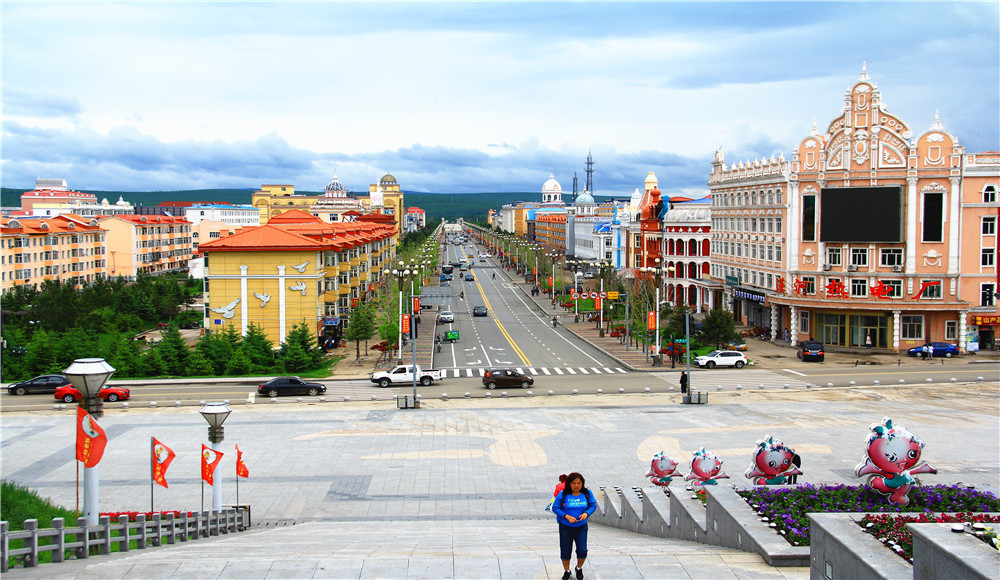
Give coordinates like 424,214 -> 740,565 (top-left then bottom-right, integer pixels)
199,402 -> 231,513
64,358 -> 116,525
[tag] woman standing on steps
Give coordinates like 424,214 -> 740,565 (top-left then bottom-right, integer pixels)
552,472 -> 597,580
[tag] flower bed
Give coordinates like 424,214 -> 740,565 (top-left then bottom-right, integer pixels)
859,512 -> 1000,562
738,484 -> 1000,546
102,510 -> 194,522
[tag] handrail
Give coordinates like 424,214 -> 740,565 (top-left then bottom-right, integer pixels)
2,506 -> 250,572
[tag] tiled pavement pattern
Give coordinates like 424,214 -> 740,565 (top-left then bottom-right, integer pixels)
2,520 -> 807,580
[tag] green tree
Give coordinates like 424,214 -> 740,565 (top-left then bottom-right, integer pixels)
184,351 -> 216,376
700,308 -> 739,348
157,324 -> 189,375
140,347 -> 166,377
281,341 -> 313,373
346,305 -> 378,361
23,329 -> 58,376
107,337 -> 143,378
224,347 -> 253,375
241,323 -> 275,372
280,322 -> 321,369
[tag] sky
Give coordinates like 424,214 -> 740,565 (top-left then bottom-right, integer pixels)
2,1 -> 998,199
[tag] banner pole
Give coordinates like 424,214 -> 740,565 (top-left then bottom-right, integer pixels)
150,437 -> 154,513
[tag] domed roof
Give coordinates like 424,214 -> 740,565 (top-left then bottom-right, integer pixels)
575,192 -> 595,205
325,174 -> 347,194
542,173 -> 562,192
644,172 -> 659,187
380,173 -> 397,185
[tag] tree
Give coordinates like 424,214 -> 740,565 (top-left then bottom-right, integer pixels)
281,322 -> 321,369
184,351 -> 216,376
140,347 -> 166,378
241,323 -> 275,372
156,324 -> 189,375
224,347 -> 253,375
700,308 -> 739,348
345,305 -> 378,362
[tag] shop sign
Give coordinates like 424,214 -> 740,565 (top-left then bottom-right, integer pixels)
726,275 -> 740,286
974,315 -> 1000,325
733,287 -> 767,303
339,307 -> 350,315
322,317 -> 340,326
607,291 -> 619,299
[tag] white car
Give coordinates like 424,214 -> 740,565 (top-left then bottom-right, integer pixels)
479,253 -> 489,258
438,311 -> 455,323
694,350 -> 748,369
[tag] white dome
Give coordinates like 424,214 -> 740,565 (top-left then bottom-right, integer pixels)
325,174 -> 347,196
575,192 -> 595,205
542,173 -> 562,193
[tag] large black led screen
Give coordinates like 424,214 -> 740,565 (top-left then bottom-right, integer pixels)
820,186 -> 903,243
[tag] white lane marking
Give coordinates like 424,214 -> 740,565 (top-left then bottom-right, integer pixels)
529,367 -> 537,375
603,367 -> 614,374
480,344 -> 494,367
782,369 -> 807,376
591,367 -> 602,374
616,368 -> 627,374
507,289 -> 606,365
516,368 -> 524,374
566,368 -> 576,375
578,368 -> 589,374
541,368 -> 551,375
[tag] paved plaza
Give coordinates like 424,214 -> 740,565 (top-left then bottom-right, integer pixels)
2,381 -> 998,578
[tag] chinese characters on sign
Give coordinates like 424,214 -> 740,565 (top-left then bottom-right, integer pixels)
825,280 -> 849,299
911,280 -> 941,300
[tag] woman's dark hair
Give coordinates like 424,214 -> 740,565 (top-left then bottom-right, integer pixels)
558,474 -> 568,483
564,472 -> 589,500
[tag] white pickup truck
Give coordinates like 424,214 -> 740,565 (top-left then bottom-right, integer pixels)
370,365 -> 444,387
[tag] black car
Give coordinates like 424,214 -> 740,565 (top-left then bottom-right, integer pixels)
180,321 -> 202,329
8,374 -> 73,395
482,369 -> 533,389
465,274 -> 475,281
797,341 -> 825,362
473,305 -> 488,317
258,377 -> 326,397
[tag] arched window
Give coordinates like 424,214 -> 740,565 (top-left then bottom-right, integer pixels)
751,191 -> 758,205
776,189 -> 783,204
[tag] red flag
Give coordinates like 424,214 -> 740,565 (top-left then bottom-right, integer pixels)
236,445 -> 249,478
201,444 -> 224,485
75,406 -> 107,468
151,438 -> 176,488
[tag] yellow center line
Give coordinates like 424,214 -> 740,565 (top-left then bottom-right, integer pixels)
474,279 -> 531,366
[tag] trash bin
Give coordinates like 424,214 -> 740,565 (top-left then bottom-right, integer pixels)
683,392 -> 708,405
651,355 -> 662,367
396,395 -> 415,409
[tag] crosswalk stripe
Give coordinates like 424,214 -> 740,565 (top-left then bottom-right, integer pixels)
466,369 -> 473,377
566,368 -> 576,375
541,368 -> 551,375
516,368 -> 524,374
434,366 -> 631,376
529,368 -> 538,375
453,369 -> 461,378
578,368 -> 589,374
554,368 -> 564,375
603,367 -> 614,374
651,368 -> 809,390
616,368 -> 628,374
591,367 -> 602,374
478,368 -> 486,376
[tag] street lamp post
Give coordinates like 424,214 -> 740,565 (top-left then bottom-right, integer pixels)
64,358 -> 116,525
199,402 -> 232,513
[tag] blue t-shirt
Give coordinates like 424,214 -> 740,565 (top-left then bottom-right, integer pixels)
552,489 -> 597,527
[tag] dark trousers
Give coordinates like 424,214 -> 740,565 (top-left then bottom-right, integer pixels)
559,523 -> 588,561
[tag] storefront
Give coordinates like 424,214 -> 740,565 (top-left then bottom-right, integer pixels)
732,286 -> 769,328
972,314 -> 999,351
812,311 -> 891,349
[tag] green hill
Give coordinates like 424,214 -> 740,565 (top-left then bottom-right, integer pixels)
2,188 -> 538,223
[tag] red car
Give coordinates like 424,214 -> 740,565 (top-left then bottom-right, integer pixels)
54,385 -> 131,403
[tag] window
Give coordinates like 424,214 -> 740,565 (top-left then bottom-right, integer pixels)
984,217 -> 996,236
799,311 -> 810,334
209,231 -> 221,239
775,218 -> 782,233
945,321 -> 958,341
901,315 -> 924,340
850,278 -> 868,297
880,248 -> 903,267
767,245 -> 774,261
882,280 -> 902,298
983,248 -> 996,267
802,195 -> 816,241
851,248 -> 868,267
767,218 -> 774,233
922,191 -> 944,242
776,189 -> 783,204
827,247 -> 842,266
919,280 -> 943,299
751,218 -> 757,233
751,244 -> 757,259
983,283 -> 996,307
984,185 -> 997,203
775,245 -> 782,262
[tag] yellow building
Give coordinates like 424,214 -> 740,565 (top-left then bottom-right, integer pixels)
0,214 -> 107,291
368,173 -> 406,235
251,174 -> 406,233
199,210 -> 397,345
98,214 -> 193,279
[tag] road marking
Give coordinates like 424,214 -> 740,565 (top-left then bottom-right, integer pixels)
541,368 -> 551,375
616,368 -> 628,374
516,368 -> 524,374
475,280 -> 531,365
578,368 -> 589,374
529,368 -> 537,375
465,369 -> 473,377
478,368 -> 486,376
592,367 -> 602,374
566,368 -> 576,375
782,369 -> 807,376
604,367 -> 614,374
554,368 -> 564,375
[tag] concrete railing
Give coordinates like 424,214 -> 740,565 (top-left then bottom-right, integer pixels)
2,507 -> 250,573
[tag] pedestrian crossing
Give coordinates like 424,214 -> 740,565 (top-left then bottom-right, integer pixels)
650,368 -> 812,390
437,366 -> 630,378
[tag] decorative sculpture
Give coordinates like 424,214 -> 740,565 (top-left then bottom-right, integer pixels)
253,291 -> 271,307
855,417 -> 937,506
684,447 -> 730,486
645,451 -> 679,487
209,298 -> 240,319
745,435 -> 802,485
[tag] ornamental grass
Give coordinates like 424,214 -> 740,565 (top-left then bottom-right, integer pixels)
737,484 -> 1000,547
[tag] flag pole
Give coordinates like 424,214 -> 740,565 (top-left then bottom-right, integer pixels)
150,437 -> 154,513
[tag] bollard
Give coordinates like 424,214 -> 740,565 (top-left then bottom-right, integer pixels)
501,391 -> 508,398
977,376 -> 984,382
343,396 -> 351,402
122,402 -> 129,409
644,387 -> 651,393
736,384 -> 742,390
925,378 -> 933,383
849,380 -> 856,386
873,380 -> 880,386
319,397 -> 326,402
669,386 -> 675,392
464,392 -> 471,398
150,401 -> 158,407
571,389 -> 579,395
441,393 -> 448,400
950,378 -> 957,383
827,383 -> 834,388
548,390 -> 555,396
618,388 -> 625,393
717,385 -> 723,390
783,384 -> 790,389
200,400 -> 207,406
485,392 -> 492,398
174,401 -> 182,407
270,397 -> 278,404
898,379 -> 905,384
596,389 -> 603,394
526,390 -> 533,397
296,397 -> 303,403
371,395 -> 378,400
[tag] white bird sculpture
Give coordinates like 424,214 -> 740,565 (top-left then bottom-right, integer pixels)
209,298 -> 240,319
291,261 -> 309,273
254,291 -> 271,307
289,281 -> 307,296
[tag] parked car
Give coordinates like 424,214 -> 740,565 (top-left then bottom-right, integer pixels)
726,340 -> 748,351
465,274 -> 475,281
906,342 -> 960,358
473,306 -> 488,317
438,311 -> 455,323
54,385 -> 130,403
7,374 -> 72,395
797,341 -> 825,362
482,369 -> 534,389
583,272 -> 595,279
180,321 -> 201,329
257,377 -> 326,398
479,253 -> 489,258
694,350 -> 748,369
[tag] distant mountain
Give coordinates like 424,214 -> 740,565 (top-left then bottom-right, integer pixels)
1,187 -> 540,222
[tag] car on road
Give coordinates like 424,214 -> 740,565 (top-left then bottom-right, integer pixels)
54,385 -> 130,403
473,306 -> 488,317
479,253 -> 489,258
694,350 -> 748,369
258,377 -> 326,398
438,311 -> 455,323
179,321 -> 202,329
460,265 -> 468,271
465,274 -> 475,281
797,341 -> 825,362
7,374 -> 72,395
906,342 -> 959,358
726,340 -> 748,351
482,369 -> 534,389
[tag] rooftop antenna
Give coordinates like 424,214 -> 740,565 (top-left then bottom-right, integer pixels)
585,150 -> 594,196
572,172 -> 578,204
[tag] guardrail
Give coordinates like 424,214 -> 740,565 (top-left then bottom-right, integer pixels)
2,507 -> 249,573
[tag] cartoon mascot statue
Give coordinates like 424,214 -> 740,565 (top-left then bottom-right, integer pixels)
645,451 -> 679,487
684,447 -> 730,486
855,417 -> 937,506
745,435 -> 802,485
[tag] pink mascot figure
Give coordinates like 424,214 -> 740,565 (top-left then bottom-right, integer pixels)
645,451 -> 679,487
684,447 -> 730,486
855,417 -> 937,506
745,435 -> 802,485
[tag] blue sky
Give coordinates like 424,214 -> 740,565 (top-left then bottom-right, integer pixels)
2,2 -> 997,198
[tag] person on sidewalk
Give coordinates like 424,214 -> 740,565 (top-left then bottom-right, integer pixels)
552,472 -> 597,580
554,473 -> 568,497
679,371 -> 688,394
865,334 -> 872,352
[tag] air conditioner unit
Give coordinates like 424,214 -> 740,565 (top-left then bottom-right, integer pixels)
847,265 -> 858,272
822,264 -> 832,271
891,265 -> 904,273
